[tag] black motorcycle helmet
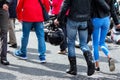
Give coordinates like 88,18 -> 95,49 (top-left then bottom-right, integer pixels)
47,27 -> 65,46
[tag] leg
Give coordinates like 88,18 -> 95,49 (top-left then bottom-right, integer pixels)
0,9 -> 9,65
78,21 -> 95,76
34,22 -> 46,63
99,17 -> 115,71
66,19 -> 77,75
14,22 -> 32,59
92,18 -> 101,69
8,18 -> 17,48
58,23 -> 67,54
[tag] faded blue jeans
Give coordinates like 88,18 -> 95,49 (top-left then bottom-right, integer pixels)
66,19 -> 90,57
20,22 -> 46,58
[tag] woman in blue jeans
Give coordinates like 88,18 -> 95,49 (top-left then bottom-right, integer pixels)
91,0 -> 120,71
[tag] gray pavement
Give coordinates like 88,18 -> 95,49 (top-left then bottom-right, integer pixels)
0,22 -> 120,80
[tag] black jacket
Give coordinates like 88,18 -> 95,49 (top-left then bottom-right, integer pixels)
9,0 -> 17,18
0,0 -> 10,8
91,0 -> 119,25
57,0 -> 92,22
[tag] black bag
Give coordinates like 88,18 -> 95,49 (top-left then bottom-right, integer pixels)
38,0 -> 49,21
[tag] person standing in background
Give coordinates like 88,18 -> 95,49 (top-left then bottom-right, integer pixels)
13,0 -> 50,63
0,0 -> 10,65
51,0 -> 67,54
8,0 -> 17,48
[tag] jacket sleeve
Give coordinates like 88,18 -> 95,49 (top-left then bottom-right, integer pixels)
57,0 -> 70,22
94,0 -> 110,12
16,0 -> 24,21
110,0 -> 119,25
43,0 -> 50,12
51,0 -> 58,7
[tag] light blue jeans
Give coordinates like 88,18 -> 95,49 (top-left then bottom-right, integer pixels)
20,22 -> 46,58
66,19 -> 90,57
92,16 -> 110,61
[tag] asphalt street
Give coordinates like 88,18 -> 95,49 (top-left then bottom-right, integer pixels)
0,22 -> 120,80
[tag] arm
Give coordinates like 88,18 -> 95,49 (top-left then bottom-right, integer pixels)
16,0 -> 24,21
43,0 -> 50,12
51,0 -> 58,7
110,0 -> 119,25
94,0 -> 110,12
57,0 -> 70,21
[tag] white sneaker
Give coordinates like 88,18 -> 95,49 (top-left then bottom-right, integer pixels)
40,60 -> 46,63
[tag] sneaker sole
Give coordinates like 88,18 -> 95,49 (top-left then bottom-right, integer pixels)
40,61 -> 46,64
13,53 -> 27,60
109,59 -> 115,71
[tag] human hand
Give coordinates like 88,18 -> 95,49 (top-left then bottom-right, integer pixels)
54,19 -> 59,26
3,4 -> 9,11
116,24 -> 120,29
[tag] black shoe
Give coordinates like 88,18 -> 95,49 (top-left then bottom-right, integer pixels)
9,44 -> 17,48
7,42 -> 11,44
1,60 -> 10,65
66,57 -> 77,75
83,51 -> 95,76
95,67 -> 100,71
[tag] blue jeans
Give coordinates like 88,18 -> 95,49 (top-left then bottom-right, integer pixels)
20,22 -> 46,58
66,19 -> 90,57
92,16 -> 110,61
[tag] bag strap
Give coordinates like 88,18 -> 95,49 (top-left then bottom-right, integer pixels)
38,0 -> 45,10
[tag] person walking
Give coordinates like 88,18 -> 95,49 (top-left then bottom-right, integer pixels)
54,0 -> 95,76
13,0 -> 50,63
91,0 -> 120,71
51,0 -> 67,54
8,0 -> 17,48
0,0 -> 10,65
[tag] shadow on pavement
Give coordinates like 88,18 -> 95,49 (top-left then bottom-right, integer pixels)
0,71 -> 16,80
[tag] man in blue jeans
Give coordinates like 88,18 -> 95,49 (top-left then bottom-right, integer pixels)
54,0 -> 95,76
0,0 -> 10,65
13,0 -> 50,63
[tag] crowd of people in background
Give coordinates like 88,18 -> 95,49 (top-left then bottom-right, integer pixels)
1,0 -> 120,77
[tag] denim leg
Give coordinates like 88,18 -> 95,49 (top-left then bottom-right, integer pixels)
34,22 -> 46,58
92,18 -> 101,61
99,17 -> 110,56
20,22 -> 32,55
92,17 -> 110,61
67,19 -> 77,57
78,21 -> 90,52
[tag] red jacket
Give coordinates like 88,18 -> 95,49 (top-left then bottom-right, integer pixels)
51,0 -> 63,15
16,0 -> 50,22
